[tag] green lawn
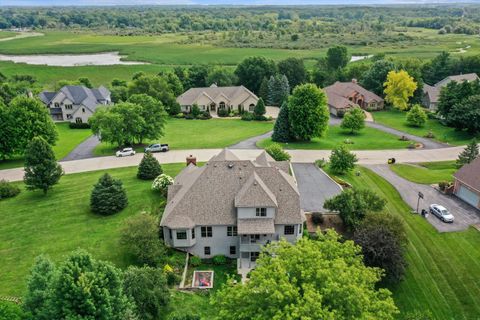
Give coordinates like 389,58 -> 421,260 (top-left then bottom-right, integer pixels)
0,31 -> 16,39
373,109 -> 477,146
258,125 -> 412,150
0,164 -> 185,297
0,123 -> 92,170
94,118 -> 273,156
338,166 -> 480,319
390,161 -> 457,184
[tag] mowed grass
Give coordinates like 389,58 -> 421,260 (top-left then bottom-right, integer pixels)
94,118 -> 273,156
0,123 -> 92,170
258,125 -> 411,150
0,164 -> 185,297
373,109 -> 477,146
0,31 -> 16,39
340,167 -> 480,319
390,160 -> 457,184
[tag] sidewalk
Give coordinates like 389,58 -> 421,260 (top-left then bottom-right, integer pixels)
0,146 -> 464,182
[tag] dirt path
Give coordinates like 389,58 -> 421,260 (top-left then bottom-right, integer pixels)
0,32 -> 43,42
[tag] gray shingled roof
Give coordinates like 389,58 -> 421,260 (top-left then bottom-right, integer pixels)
435,73 -> 479,87
160,150 -> 303,229
454,156 -> 480,192
39,85 -> 110,113
237,218 -> 275,234
235,172 -> 278,208
176,85 -> 257,106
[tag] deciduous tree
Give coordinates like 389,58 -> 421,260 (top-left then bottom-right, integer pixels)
324,188 -> 386,231
406,104 -> 427,127
329,145 -> 357,174
23,137 -> 63,195
127,94 -> 167,143
288,83 -> 329,141
213,230 -> 398,320
361,60 -> 396,96
354,213 -> 407,283
123,266 -> 170,320
326,45 -> 350,70
340,106 -> 366,133
235,56 -> 277,94
277,57 -> 306,90
384,70 -> 417,110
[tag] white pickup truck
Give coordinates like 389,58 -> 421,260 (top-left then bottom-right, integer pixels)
144,143 -> 169,153
116,147 -> 136,157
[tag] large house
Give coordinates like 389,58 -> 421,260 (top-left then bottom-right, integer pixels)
39,85 -> 111,123
422,73 -> 479,111
160,149 -> 304,273
324,79 -> 384,116
454,156 -> 480,209
176,84 -> 259,115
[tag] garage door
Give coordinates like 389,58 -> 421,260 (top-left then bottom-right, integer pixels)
457,185 -> 480,208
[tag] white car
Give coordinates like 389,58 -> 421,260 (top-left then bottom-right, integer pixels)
429,204 -> 454,223
116,148 -> 136,157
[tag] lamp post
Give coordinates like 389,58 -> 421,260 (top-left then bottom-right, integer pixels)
416,191 -> 424,214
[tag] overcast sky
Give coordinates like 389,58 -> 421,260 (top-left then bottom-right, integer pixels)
0,0 -> 477,5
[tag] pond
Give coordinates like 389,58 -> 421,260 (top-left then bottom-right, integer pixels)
350,55 -> 373,62
0,51 -> 148,67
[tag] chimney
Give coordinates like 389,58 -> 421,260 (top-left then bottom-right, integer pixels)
186,155 -> 197,166
352,78 -> 358,84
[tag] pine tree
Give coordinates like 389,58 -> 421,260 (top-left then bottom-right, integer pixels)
267,74 -> 290,106
91,173 -> 128,215
254,98 -> 266,117
258,78 -> 269,102
456,139 -> 479,168
137,152 -> 163,180
23,137 -> 63,194
272,102 -> 292,142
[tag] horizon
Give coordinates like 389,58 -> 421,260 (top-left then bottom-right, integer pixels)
2,0 -> 480,6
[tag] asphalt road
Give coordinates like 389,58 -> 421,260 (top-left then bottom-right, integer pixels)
367,164 -> 480,232
291,163 -> 342,212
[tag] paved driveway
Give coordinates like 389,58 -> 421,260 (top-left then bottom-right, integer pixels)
291,163 -> 342,212
367,164 -> 480,232
62,135 -> 100,161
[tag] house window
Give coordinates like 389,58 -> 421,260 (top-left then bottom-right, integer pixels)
176,231 -> 187,240
66,114 -> 73,119
250,235 -> 260,243
201,226 -> 212,238
227,226 -> 237,236
54,102 -> 60,108
75,117 -> 82,124
204,246 -> 211,255
230,246 -> 236,255
299,224 -> 303,234
192,228 -> 195,239
169,229 -> 172,239
219,101 -> 226,109
250,252 -> 260,262
256,208 -> 267,217
284,225 -> 295,235
249,103 -> 255,111
65,104 -> 72,110
82,108 -> 85,113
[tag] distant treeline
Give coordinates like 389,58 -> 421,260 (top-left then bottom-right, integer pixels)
0,5 -> 479,36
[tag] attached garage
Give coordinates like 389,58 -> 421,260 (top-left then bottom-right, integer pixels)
457,185 -> 480,208
454,156 -> 480,209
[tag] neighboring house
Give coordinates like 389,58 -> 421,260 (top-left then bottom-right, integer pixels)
160,149 -> 304,273
176,84 -> 259,115
453,156 -> 480,209
422,73 -> 479,111
324,79 -> 384,116
39,85 -> 111,123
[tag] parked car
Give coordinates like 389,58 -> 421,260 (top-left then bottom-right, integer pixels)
144,143 -> 169,153
429,204 -> 454,223
116,148 -> 136,157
